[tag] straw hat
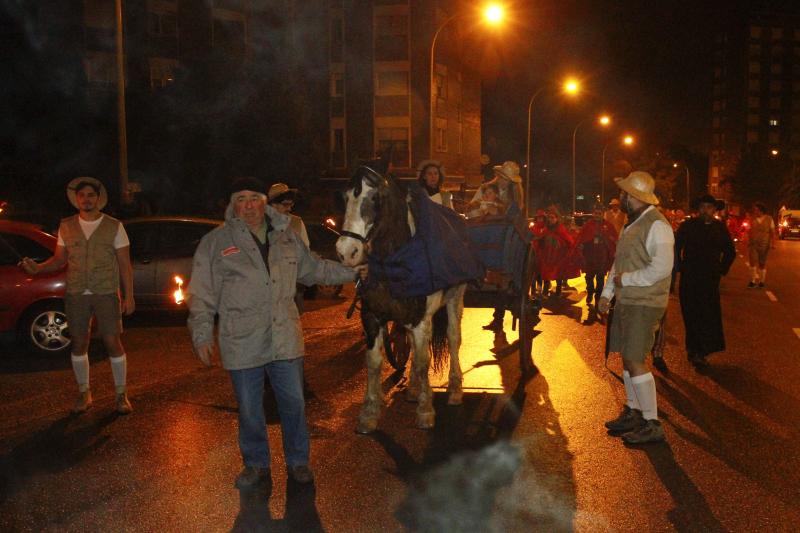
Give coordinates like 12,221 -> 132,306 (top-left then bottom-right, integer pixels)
66,177 -> 108,210
492,161 -> 522,183
267,182 -> 299,203
614,171 -> 659,205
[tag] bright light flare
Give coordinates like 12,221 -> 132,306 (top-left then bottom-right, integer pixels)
324,217 -> 337,228
598,115 -> 611,126
623,135 -> 634,145
173,275 -> 185,305
771,149 -> 779,156
563,79 -> 580,95
483,4 -> 504,24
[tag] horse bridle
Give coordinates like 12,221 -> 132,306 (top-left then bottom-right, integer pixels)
339,164 -> 386,244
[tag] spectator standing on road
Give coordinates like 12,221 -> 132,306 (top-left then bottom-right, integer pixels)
187,177 -> 364,490
267,183 -> 308,247
418,160 -> 454,209
675,194 -> 736,368
20,177 -> 135,414
577,204 -> 617,309
746,202 -> 775,288
604,197 -> 627,236
537,207 -> 574,297
599,171 -> 674,444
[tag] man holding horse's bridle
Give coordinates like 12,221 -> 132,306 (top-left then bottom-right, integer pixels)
187,177 -> 365,490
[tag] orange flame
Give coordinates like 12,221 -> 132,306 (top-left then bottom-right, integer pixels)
173,275 -> 185,304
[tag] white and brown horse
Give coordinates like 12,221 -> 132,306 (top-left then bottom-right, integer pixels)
336,165 -> 465,434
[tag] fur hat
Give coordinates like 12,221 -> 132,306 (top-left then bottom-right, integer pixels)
614,171 -> 659,205
228,177 -> 266,200
66,177 -> 108,210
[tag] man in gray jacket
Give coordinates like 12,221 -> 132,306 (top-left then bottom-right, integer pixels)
188,177 -> 362,489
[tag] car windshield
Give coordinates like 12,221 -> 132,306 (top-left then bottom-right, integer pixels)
787,218 -> 800,228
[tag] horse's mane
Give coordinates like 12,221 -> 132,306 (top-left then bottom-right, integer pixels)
369,176 -> 412,259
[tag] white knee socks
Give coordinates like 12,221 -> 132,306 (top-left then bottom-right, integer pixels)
751,266 -> 759,282
110,354 -> 127,394
623,371 -> 640,410
71,354 -> 90,392
631,372 -> 658,420
759,268 -> 766,283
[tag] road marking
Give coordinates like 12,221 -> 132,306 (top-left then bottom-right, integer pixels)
738,254 -> 744,258
794,328 -> 800,340
765,291 -> 777,302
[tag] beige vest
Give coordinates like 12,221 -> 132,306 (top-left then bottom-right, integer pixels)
748,215 -> 773,248
60,215 -> 121,295
615,207 -> 671,308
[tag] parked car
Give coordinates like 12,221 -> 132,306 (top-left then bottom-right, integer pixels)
0,220 -> 69,355
778,216 -> 800,239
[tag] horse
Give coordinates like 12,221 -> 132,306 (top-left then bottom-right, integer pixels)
336,164 -> 467,434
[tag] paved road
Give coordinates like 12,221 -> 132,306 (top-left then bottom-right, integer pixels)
1,239 -> 800,531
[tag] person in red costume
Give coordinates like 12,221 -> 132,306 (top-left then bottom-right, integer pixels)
537,207 -> 575,297
577,204 -> 618,309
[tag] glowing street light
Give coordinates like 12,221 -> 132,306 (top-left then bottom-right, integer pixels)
771,149 -> 779,156
572,114 -> 612,213
525,76 -> 582,216
430,4 -> 505,158
602,134 -> 635,204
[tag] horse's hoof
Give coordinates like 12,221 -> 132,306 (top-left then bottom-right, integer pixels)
356,419 -> 377,434
416,412 -> 435,429
447,391 -> 463,405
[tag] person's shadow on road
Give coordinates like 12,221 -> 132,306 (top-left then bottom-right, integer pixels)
231,479 -> 324,533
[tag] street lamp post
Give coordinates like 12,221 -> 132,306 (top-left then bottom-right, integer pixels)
601,135 -> 634,205
430,4 -> 503,159
674,162 -> 690,206
115,0 -> 129,205
572,115 -> 610,214
525,78 -> 579,218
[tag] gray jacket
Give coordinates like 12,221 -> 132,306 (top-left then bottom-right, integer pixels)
187,204 -> 355,370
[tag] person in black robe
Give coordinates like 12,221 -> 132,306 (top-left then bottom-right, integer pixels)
675,194 -> 736,367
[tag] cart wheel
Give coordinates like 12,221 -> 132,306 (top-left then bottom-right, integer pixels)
518,242 -> 539,375
384,321 -> 411,371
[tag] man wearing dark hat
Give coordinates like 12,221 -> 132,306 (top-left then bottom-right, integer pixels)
187,177 -> 365,489
598,171 -> 674,444
675,194 -> 735,367
20,177 -> 135,414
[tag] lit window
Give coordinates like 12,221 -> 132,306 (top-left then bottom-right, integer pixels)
770,118 -> 779,126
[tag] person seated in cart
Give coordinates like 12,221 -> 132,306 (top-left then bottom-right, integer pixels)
417,160 -> 454,209
469,161 -> 525,217
466,183 -> 503,220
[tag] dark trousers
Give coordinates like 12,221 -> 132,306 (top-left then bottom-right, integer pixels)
585,272 -> 605,302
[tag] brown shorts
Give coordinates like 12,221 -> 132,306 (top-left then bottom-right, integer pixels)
609,303 -> 665,363
65,293 -> 122,337
748,245 -> 769,268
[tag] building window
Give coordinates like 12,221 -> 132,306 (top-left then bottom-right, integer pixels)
750,26 -> 762,38
772,28 -> 783,40
331,127 -> 345,167
748,61 -> 760,74
794,81 -> 800,92
714,67 -> 722,78
748,79 -> 760,92
713,100 -> 722,112
747,113 -> 759,125
435,71 -> 447,100
770,96 -> 781,109
747,131 -> 759,143
147,10 -> 177,36
770,118 -> 779,126
375,70 -> 409,96
374,14 -> 408,60
376,128 -> 409,168
149,57 -> 177,89
330,16 -> 344,62
768,132 -> 779,143
749,44 -> 761,55
771,63 -> 782,74
435,118 -> 448,152
712,133 -> 720,146
330,72 -> 344,97
748,96 -> 760,108
770,80 -> 782,92
771,45 -> 783,55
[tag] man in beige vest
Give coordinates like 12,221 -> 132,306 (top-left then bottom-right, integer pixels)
598,171 -> 674,444
20,177 -> 135,414
746,201 -> 775,288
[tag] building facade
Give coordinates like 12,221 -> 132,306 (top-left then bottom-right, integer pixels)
709,9 -> 800,202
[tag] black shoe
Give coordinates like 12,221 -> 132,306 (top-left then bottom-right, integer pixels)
653,356 -> 668,373
235,466 -> 271,489
482,318 -> 503,330
747,281 -> 756,288
288,464 -> 314,484
605,406 -> 646,434
689,352 -> 709,368
758,282 -> 765,288
622,419 -> 665,444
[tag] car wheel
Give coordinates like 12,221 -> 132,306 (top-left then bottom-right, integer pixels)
19,301 -> 71,356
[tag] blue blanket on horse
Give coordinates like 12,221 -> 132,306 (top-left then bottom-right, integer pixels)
367,185 -> 485,298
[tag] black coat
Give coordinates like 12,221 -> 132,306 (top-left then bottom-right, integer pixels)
675,217 -> 736,355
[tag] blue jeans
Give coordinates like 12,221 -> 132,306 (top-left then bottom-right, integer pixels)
229,357 -> 309,469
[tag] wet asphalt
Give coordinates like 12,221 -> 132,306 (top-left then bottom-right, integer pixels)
1,240 -> 800,531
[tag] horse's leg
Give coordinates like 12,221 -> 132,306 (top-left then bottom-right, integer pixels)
405,331 -> 420,402
446,284 -> 466,405
357,325 -> 385,434
411,318 -> 435,429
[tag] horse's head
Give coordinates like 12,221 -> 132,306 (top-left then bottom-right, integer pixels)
336,165 -> 385,267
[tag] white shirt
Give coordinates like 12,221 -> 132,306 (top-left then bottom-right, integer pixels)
601,206 -> 674,300
57,215 -> 130,249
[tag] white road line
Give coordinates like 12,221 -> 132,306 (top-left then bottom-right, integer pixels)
794,328 -> 800,340
765,291 -> 778,302
738,254 -> 744,258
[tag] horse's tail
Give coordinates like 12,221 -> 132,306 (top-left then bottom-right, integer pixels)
430,307 -> 450,373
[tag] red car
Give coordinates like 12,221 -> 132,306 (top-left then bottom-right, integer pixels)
0,220 -> 70,355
